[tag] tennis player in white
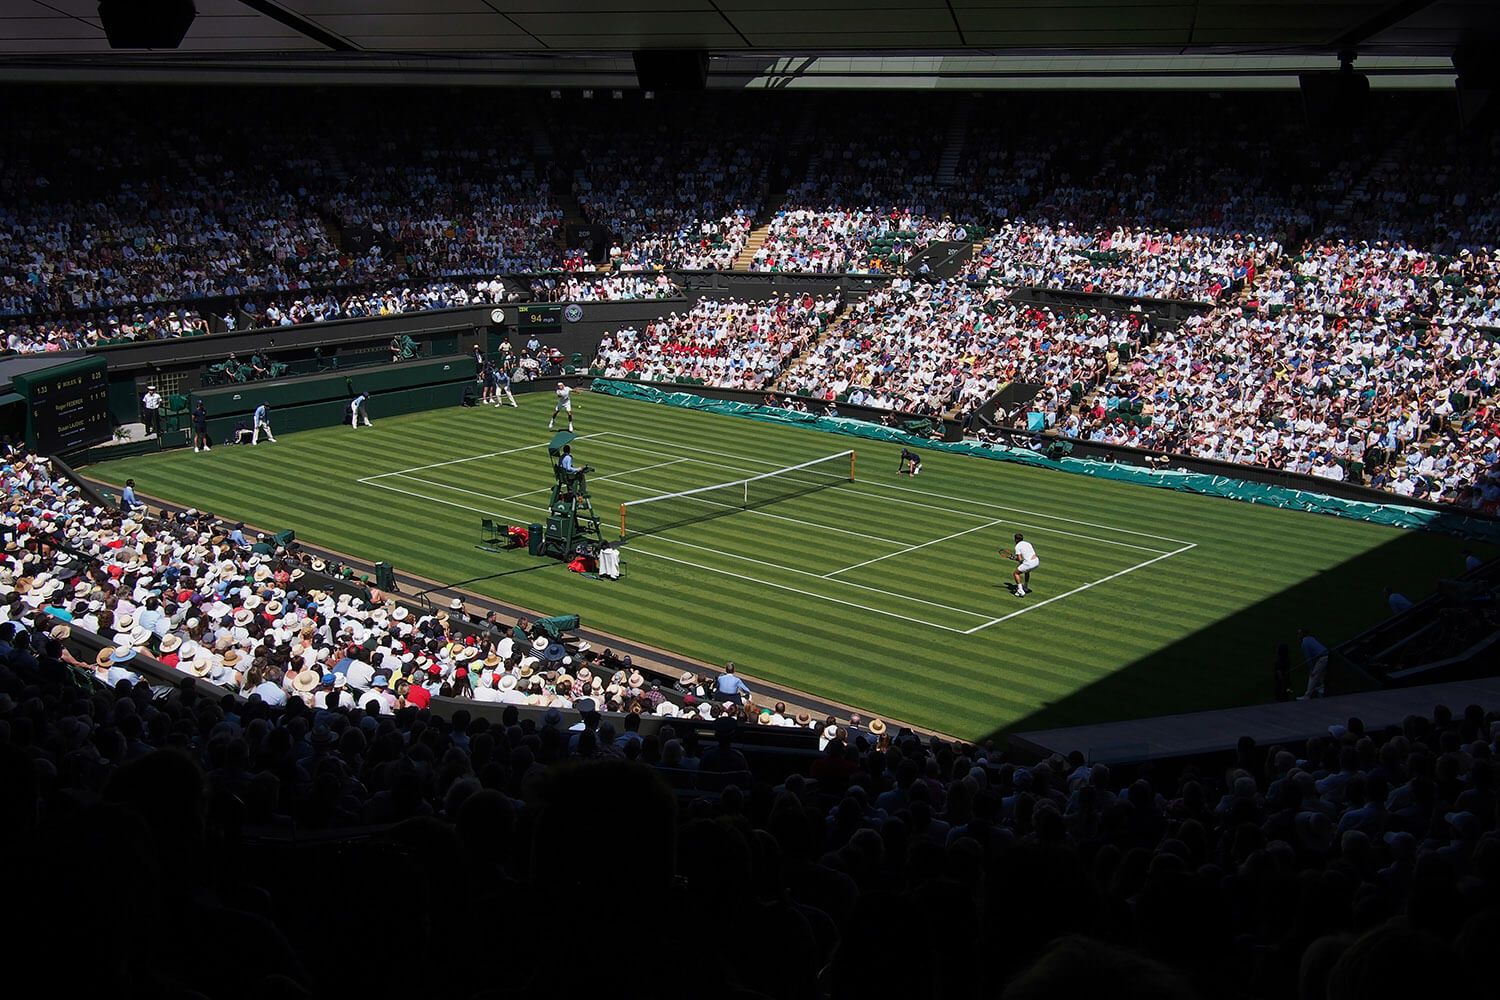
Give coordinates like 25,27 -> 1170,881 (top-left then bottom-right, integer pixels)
1008,532 -> 1040,597
547,381 -> 573,432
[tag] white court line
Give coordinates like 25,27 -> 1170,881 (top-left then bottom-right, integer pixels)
640,534 -> 994,620
960,543 -> 1198,634
607,477 -> 907,547
824,519 -> 1004,578
363,474 -> 984,624
820,485 -> 1176,555
626,546 -> 971,634
390,457 -> 690,505
361,477 -> 512,519
360,473 -> 1191,634
600,437 -> 1169,555
361,432 -> 606,480
595,429 -> 1195,547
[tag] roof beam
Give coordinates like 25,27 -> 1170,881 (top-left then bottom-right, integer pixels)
1332,0 -> 1439,51
235,0 -> 358,53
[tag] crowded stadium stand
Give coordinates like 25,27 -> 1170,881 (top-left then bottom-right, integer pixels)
6,5 -> 1500,997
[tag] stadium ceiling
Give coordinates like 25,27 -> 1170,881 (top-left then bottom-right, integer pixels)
1,0 -> 1496,86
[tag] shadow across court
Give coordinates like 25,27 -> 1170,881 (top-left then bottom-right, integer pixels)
976,528 -> 1480,749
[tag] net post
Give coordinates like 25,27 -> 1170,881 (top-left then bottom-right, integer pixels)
619,504 -> 627,540
849,450 -> 856,482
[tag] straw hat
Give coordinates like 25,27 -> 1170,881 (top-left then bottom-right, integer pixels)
292,669 -> 320,693
158,634 -> 182,653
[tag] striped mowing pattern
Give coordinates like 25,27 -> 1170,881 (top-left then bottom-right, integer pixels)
84,391 -> 1483,740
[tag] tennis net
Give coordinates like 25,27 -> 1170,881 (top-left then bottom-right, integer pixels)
619,450 -> 856,540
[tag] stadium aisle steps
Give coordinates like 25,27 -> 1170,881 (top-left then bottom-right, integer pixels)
771,302 -> 851,389
733,221 -> 775,270
936,97 -> 974,187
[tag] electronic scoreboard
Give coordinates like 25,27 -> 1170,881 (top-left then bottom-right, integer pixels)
12,356 -> 111,454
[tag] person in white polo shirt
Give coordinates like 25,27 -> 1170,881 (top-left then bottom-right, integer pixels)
547,381 -> 573,432
1008,532 -> 1040,597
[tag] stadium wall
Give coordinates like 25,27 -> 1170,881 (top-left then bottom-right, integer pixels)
88,300 -> 683,427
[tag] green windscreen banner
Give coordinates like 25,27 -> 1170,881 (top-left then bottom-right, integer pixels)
591,379 -> 1500,544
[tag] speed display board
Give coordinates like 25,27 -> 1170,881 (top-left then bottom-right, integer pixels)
12,356 -> 111,454
517,304 -> 563,333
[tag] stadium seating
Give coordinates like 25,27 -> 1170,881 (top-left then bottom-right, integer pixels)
3,443 -> 1494,998
3,89 -> 1499,510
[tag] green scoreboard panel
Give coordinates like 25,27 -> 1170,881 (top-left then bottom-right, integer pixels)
12,356 -> 111,454
517,304 -> 563,333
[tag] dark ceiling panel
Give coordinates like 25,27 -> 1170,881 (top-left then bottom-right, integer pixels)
958,5 -> 1195,31
508,11 -> 733,33
0,0 -> 1485,58
309,11 -> 529,34
728,10 -> 956,32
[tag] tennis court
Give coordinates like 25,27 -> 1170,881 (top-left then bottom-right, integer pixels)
82,389 -> 1479,738
358,429 -> 1197,635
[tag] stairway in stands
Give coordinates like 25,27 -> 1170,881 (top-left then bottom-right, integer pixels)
770,301 -> 852,391
733,102 -> 823,272
732,221 -> 775,271
1324,104 -> 1421,235
936,98 -> 975,187
531,115 -> 586,261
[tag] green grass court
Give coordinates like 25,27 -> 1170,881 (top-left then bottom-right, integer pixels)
84,390 -> 1482,740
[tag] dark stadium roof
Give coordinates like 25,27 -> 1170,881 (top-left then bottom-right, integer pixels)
0,0 -> 1494,55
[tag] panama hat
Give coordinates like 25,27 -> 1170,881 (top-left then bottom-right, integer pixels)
292,669 -> 320,693
158,634 -> 181,653
95,646 -> 116,666
868,718 -> 887,735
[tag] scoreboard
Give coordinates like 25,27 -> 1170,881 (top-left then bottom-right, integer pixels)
517,304 -> 563,333
12,357 -> 111,454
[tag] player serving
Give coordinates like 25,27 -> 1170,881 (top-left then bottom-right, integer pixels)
898,447 -> 923,476
1006,532 -> 1040,597
547,381 -> 574,432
